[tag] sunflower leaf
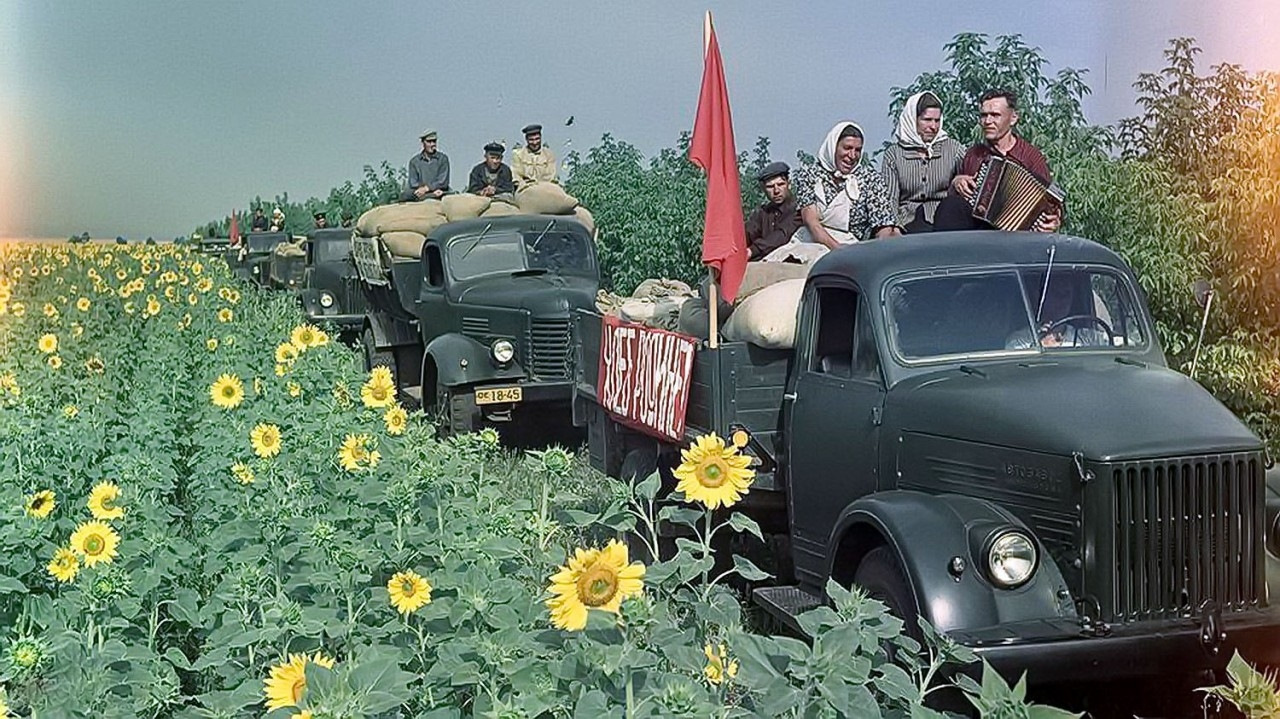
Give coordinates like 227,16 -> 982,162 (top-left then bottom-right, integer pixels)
0,576 -> 27,594
635,469 -> 661,500
658,504 -> 704,529
727,512 -> 764,540
731,554 -> 773,581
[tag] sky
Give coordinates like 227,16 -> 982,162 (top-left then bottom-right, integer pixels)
1,0 -> 1277,240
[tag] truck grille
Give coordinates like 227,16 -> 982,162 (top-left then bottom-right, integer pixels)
1108,453 -> 1264,621
528,319 -> 571,378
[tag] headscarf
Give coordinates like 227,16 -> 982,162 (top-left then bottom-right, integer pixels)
894,91 -> 950,152
816,121 -> 864,201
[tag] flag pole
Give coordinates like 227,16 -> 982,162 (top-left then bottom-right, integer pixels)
703,11 -> 719,350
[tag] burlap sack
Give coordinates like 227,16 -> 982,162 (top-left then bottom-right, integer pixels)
515,183 -> 579,215
273,241 -> 306,259
356,201 -> 446,237
721,278 -> 805,349
573,206 -> 596,234
480,200 -> 521,218
382,231 -> 427,258
736,261 -> 810,302
443,194 -> 491,222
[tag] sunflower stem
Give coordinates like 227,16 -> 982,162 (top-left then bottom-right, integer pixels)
701,508 -> 713,589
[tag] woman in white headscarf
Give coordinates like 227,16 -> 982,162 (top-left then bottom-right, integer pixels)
879,91 -> 966,233
791,122 -> 900,250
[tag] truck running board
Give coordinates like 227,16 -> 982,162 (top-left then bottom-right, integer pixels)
753,586 -> 824,637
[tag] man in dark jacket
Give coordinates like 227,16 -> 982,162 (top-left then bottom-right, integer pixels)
745,162 -> 803,260
467,142 -> 515,201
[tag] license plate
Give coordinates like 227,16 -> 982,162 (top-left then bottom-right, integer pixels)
475,386 -> 523,405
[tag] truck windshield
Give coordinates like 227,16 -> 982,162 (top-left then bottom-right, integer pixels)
247,233 -> 286,253
313,238 -> 349,263
887,267 -> 1148,361
447,228 -> 593,281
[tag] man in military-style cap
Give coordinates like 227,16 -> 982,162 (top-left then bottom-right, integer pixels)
744,161 -> 803,260
467,142 -> 516,201
313,211 -> 329,229
511,123 -> 559,190
402,129 -> 451,202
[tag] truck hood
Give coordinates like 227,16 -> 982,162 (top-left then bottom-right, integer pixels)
891,359 -> 1261,461
455,274 -> 598,316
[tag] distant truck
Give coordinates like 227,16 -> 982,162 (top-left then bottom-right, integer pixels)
352,215 -> 600,435
573,231 -> 1280,684
223,232 -> 289,286
292,228 -> 369,340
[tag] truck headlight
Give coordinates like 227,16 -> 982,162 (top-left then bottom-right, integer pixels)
251,265 -> 260,275
491,339 -> 515,364
987,531 -> 1037,588
319,292 -> 334,308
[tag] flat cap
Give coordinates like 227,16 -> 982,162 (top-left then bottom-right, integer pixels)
756,161 -> 790,182
483,142 -> 505,155
419,129 -> 438,140
521,123 -> 542,135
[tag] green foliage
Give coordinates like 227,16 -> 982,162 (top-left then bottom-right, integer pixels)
1197,650 -> 1280,719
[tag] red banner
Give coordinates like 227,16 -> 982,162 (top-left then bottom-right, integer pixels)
596,315 -> 698,442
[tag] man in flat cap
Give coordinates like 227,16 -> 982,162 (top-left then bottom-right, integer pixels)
402,130 -> 451,202
467,142 -> 516,201
745,162 -> 803,260
512,123 -> 559,190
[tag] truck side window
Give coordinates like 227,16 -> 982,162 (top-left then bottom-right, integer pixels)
810,286 -> 857,378
852,300 -> 881,381
425,245 -> 444,287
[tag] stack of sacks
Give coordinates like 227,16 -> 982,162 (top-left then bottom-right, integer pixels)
514,183 -> 596,234
355,200 -> 448,257
678,262 -> 811,346
595,279 -> 696,332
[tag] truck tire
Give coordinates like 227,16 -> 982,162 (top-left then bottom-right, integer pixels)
436,382 -> 478,437
362,328 -> 394,373
853,545 -> 921,642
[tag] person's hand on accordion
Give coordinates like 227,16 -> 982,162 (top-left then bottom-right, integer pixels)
1033,206 -> 1062,233
951,174 -> 977,201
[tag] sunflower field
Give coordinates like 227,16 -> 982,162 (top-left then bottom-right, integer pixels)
0,242 -> 1074,719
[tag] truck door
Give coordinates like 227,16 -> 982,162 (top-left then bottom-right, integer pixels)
785,280 -> 886,578
418,242 -> 448,338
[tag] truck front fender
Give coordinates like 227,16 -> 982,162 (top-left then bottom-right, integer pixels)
425,334 -> 527,389
828,490 -> 1075,634
365,312 -> 418,350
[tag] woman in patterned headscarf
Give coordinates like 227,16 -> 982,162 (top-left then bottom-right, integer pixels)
791,122 -> 900,249
880,92 -> 966,233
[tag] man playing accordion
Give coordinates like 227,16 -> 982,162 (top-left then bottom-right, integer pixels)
934,89 -> 1063,233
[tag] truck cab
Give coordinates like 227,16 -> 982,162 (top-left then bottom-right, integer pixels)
224,231 -> 289,286
295,228 -> 367,340
355,215 -> 599,435
576,231 -> 1280,685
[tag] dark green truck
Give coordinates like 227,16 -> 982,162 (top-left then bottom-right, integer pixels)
573,231 -> 1280,684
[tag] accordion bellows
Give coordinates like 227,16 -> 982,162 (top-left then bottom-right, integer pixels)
970,156 -> 1065,232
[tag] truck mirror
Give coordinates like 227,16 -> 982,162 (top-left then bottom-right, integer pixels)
1193,279 -> 1213,308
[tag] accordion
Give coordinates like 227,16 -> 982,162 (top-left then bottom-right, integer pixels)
970,156 -> 1065,231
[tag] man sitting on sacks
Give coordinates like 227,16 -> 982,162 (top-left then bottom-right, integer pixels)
467,142 -> 516,203
401,130 -> 451,202
745,161 -> 803,260
512,123 -> 559,189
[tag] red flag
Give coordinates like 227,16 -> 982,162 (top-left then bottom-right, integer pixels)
688,13 -> 747,303
229,210 -> 241,246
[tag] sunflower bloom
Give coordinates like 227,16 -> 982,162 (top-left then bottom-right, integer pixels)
24,490 -> 55,519
387,570 -> 432,615
275,342 -> 300,365
37,334 -> 58,354
145,297 -> 161,316
546,539 -> 645,631
0,373 -> 18,396
47,547 -> 79,583
263,652 -> 335,712
46,355 -> 62,370
76,297 -> 91,312
87,481 -> 125,520
250,423 -> 282,458
337,433 -> 380,472
216,307 -> 233,323
703,643 -> 740,685
206,338 -> 218,352
290,324 -> 323,350
287,381 -> 302,398
85,355 -> 105,374
210,373 -> 245,409
384,405 -> 408,435
360,366 -> 397,408
231,462 -> 255,485
62,404 -> 79,419
672,433 -> 755,510
70,521 -> 120,567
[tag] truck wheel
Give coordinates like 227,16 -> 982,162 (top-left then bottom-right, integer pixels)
853,546 -> 921,642
362,328 -> 394,372
435,382 -> 478,437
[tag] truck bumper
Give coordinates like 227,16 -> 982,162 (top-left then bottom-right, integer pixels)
954,606 -> 1280,684
304,310 -> 364,331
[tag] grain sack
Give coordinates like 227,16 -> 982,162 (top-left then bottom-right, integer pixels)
572,205 -> 596,234
515,183 -> 579,215
273,241 -> 306,259
443,194 -> 491,222
356,201 -> 446,237
381,230 -> 426,258
480,200 -> 520,217
721,278 -> 805,349
736,261 -> 810,302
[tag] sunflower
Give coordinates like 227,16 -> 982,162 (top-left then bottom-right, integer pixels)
703,643 -> 739,685
195,277 -> 212,292
287,381 -> 302,398
545,539 -> 645,631
206,338 -> 218,352
42,302 -> 57,318
274,363 -> 289,377
85,355 -> 105,374
87,481 -> 125,520
37,333 -> 57,354
210,373 -> 245,409
386,570 -> 432,615
384,405 -> 408,436
187,293 -> 198,306
145,297 -> 161,316
251,423 -> 282,458
672,433 -> 755,510
70,323 -> 84,338
46,355 -> 62,370
360,366 -> 397,408
24,490 -> 55,519
216,307 -> 233,323
9,303 -> 23,317
0,373 -> 20,396
275,342 -> 300,365
231,462 -> 255,485
62,404 -> 78,419
70,520 -> 120,567
76,296 -> 90,312
263,652 -> 335,712
290,324 -> 321,350
337,433 -> 380,472
191,261 -> 203,276
47,547 -> 79,583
